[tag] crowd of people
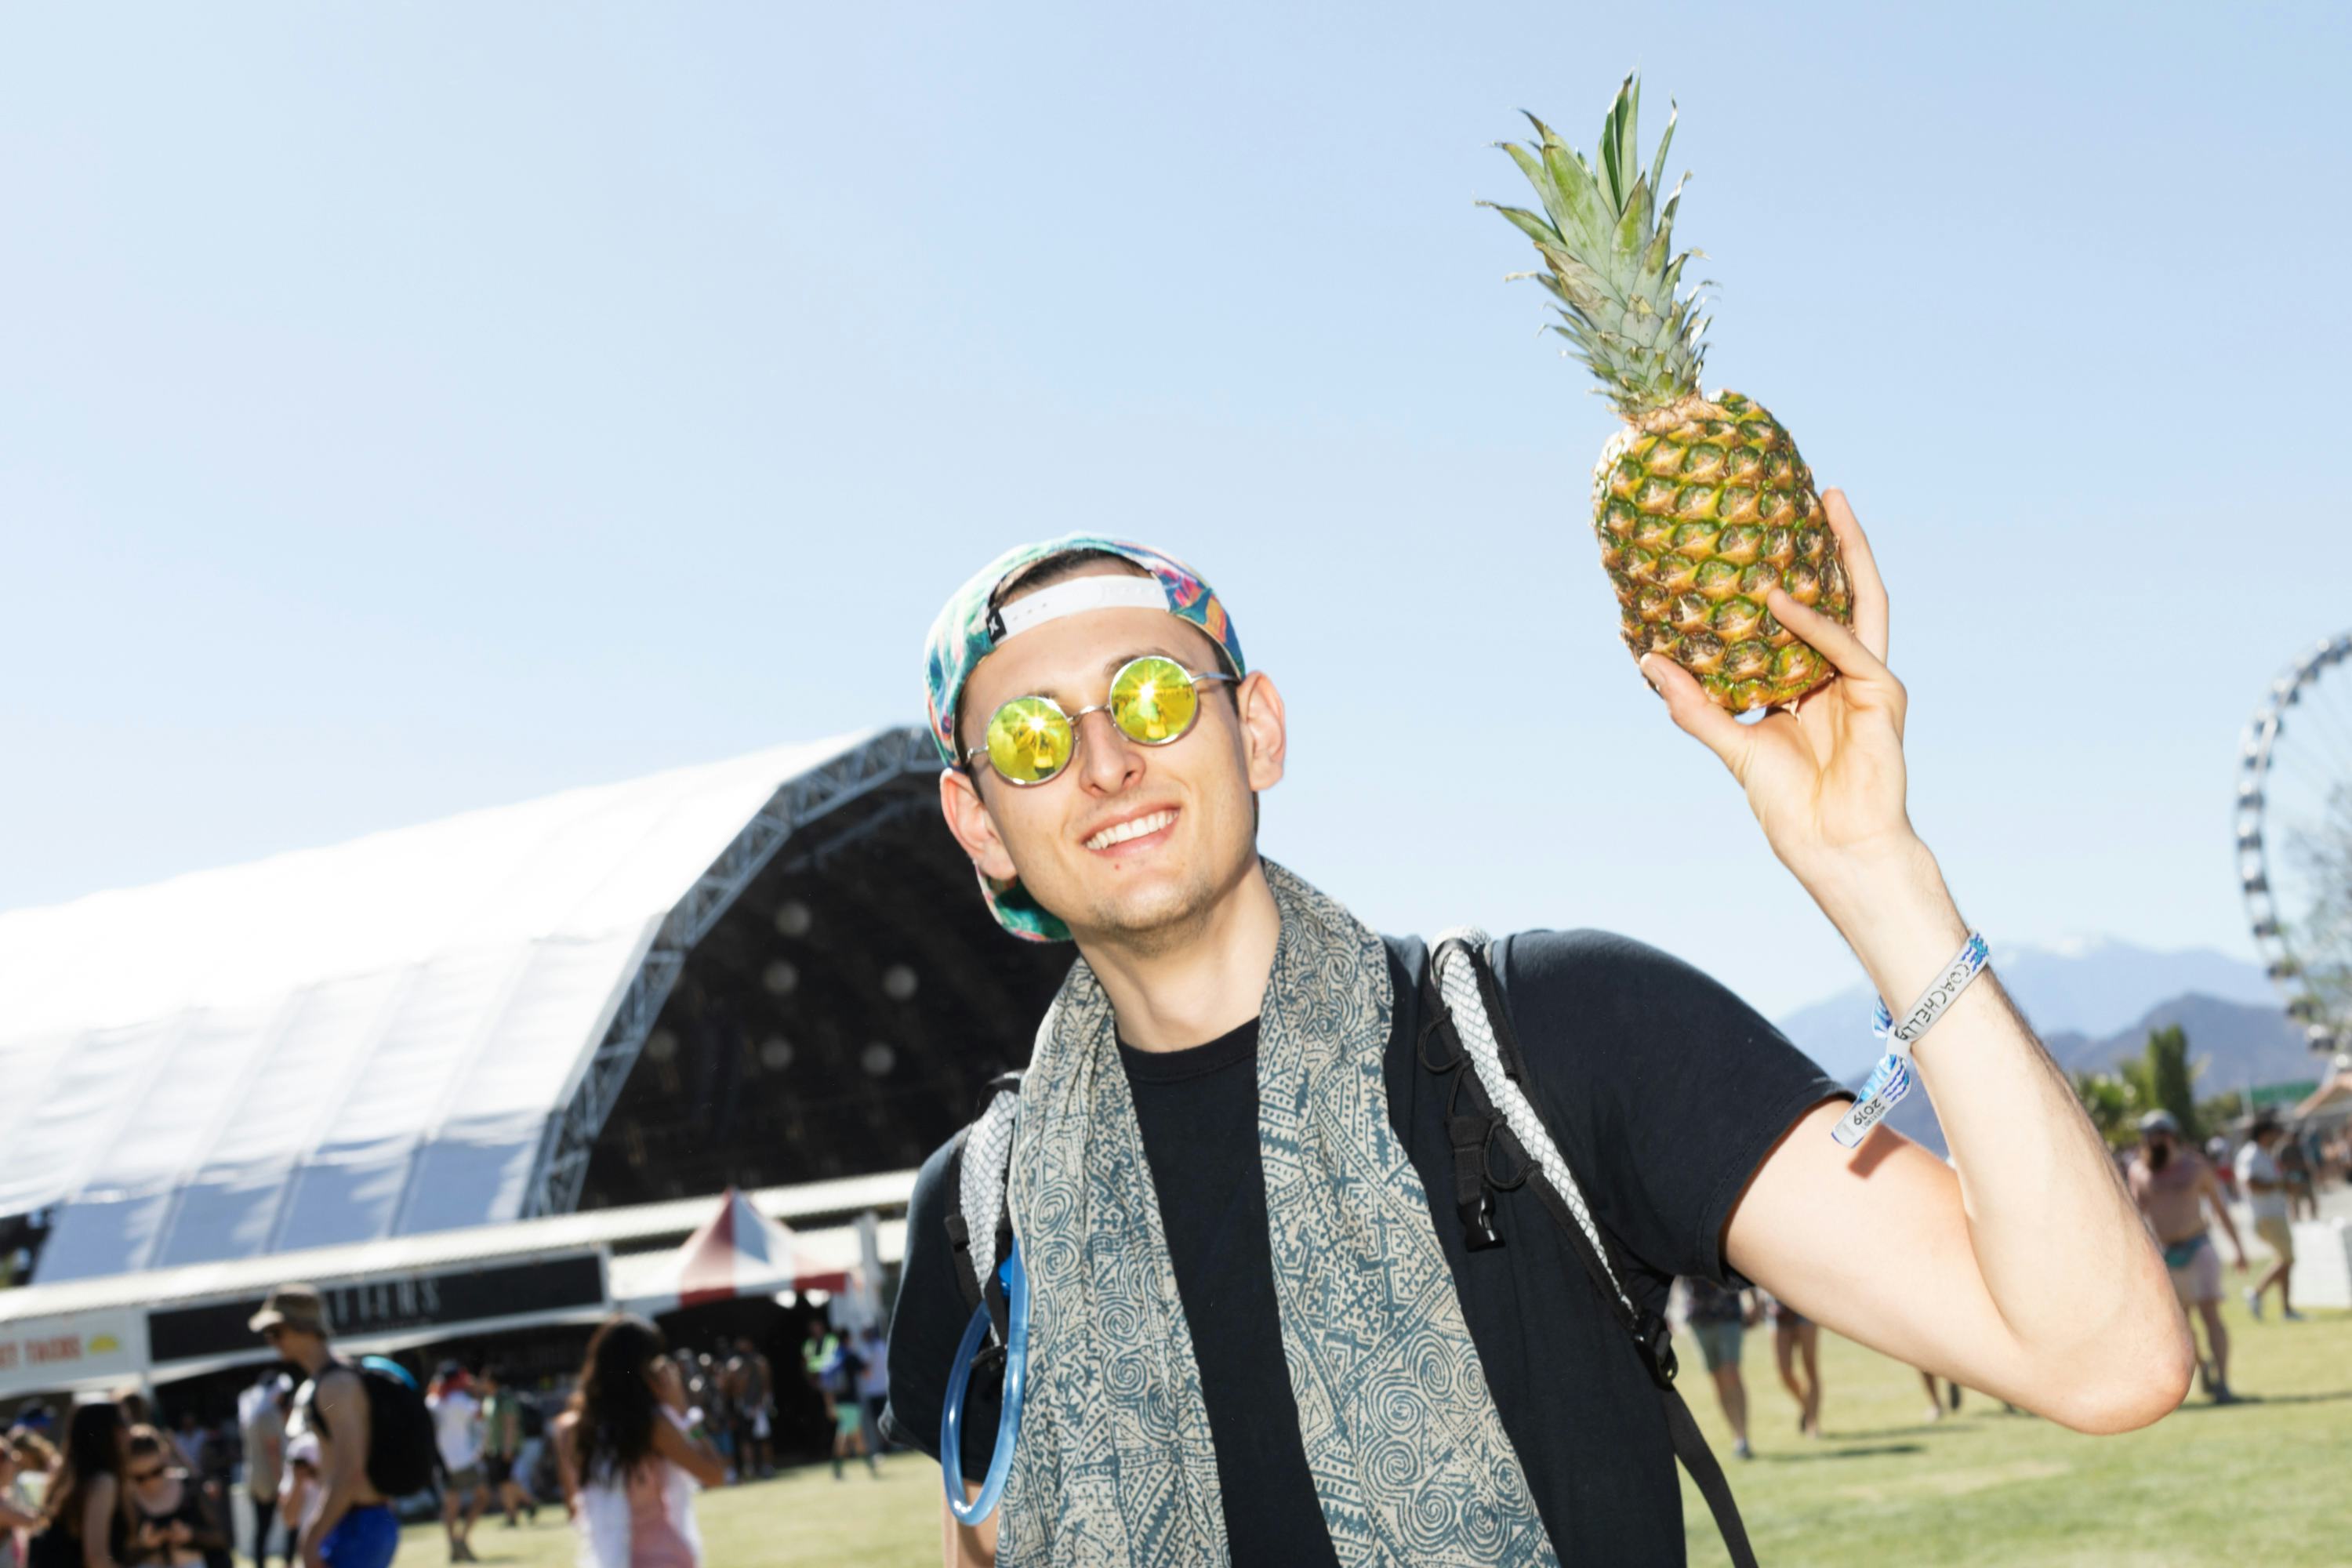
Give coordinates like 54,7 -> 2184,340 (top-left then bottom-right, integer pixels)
0,1279 -> 884,1568
1673,1103 -> 2339,1448
2124,1106 -> 2333,1405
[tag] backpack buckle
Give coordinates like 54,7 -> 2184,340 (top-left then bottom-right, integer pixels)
1458,1189 -> 1504,1252
1631,1305 -> 1679,1388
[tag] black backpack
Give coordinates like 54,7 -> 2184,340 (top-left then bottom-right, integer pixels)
517,1396 -> 547,1440
304,1359 -> 439,1497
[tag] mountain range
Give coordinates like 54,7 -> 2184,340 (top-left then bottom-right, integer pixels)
1771,938 -> 2324,1157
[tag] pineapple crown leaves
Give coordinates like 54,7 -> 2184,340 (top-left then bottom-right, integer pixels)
1480,74 -> 1712,419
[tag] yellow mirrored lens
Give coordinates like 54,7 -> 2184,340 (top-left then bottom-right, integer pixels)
985,697 -> 1074,782
1109,657 -> 1199,745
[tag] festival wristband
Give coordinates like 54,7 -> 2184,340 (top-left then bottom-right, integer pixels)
1871,931 -> 1991,1053
1831,1050 -> 1915,1149
1830,931 -> 1989,1149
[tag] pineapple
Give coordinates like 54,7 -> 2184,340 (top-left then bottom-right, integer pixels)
1486,74 -> 1851,713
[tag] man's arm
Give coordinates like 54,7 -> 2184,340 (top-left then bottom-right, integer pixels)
78,1473 -> 123,1568
942,1483 -> 996,1567
550,1410 -> 582,1518
301,1372 -> 368,1566
1644,491 -> 2191,1435
2201,1164 -> 2248,1267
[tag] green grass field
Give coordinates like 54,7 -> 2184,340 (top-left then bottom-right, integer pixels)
414,1299 -> 2346,1566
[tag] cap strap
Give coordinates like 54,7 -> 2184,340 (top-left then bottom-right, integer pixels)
989,575 -> 1166,642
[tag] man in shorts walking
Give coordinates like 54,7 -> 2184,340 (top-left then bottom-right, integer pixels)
249,1285 -> 397,1568
2127,1111 -> 2248,1403
2237,1112 -> 2304,1321
1680,1279 -> 1756,1459
887,522 -> 2191,1566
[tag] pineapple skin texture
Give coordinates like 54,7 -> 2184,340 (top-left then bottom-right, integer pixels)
1596,390 -> 1853,713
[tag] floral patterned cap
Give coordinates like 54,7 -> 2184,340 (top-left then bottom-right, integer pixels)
924,534 -> 1247,942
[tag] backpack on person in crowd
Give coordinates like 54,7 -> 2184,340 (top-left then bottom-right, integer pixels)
938,935 -> 1759,1568
303,1356 -> 440,1498
517,1395 -> 547,1440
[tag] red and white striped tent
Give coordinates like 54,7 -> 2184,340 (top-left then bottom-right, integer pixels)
621,1188 -> 850,1313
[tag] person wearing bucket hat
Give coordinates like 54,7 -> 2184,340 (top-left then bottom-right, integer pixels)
887,524 -> 2191,1567
249,1285 -> 398,1568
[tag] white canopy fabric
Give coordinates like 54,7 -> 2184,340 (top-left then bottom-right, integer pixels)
0,733 -> 880,1283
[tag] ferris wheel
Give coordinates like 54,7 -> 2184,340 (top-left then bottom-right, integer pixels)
2237,630 -> 2352,1056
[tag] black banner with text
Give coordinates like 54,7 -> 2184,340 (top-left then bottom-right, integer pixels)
148,1252 -> 605,1365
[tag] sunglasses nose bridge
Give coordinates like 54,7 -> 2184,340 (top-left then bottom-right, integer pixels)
1069,702 -> 1151,785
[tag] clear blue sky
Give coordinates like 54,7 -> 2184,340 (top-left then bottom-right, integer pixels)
4,2 -> 2347,1019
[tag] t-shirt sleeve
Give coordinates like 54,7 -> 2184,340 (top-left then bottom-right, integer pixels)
882,1131 -> 998,1483
1494,928 -> 1847,1289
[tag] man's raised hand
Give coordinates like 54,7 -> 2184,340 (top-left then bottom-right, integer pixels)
1639,489 -> 1919,889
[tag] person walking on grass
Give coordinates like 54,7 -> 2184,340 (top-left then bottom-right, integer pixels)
474,1368 -> 536,1530
425,1367 -> 484,1564
1766,1294 -> 1822,1439
236,1373 -> 289,1568
1918,1370 -> 1971,1421
723,1341 -> 774,1483
2237,1112 -> 2304,1322
554,1317 -> 724,1568
1679,1279 -> 1756,1460
249,1286 -> 397,1568
884,528 -> 2190,1567
825,1388 -> 876,1483
2127,1111 -> 2249,1404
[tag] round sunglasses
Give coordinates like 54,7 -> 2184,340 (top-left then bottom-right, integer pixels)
965,655 -> 1235,786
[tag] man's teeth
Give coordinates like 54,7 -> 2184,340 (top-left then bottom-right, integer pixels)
1087,810 -> 1175,851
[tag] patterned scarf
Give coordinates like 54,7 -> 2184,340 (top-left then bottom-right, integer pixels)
995,861 -> 1559,1567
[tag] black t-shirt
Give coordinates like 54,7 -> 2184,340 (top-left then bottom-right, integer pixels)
884,929 -> 1843,1566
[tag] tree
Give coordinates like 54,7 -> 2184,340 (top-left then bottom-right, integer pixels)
2197,1088 -> 2245,1135
2071,1070 -> 2141,1147
2141,1024 -> 2201,1142
2069,1025 -> 2208,1145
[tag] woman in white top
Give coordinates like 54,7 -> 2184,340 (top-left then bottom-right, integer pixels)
554,1318 -> 724,1568
425,1366 -> 486,1564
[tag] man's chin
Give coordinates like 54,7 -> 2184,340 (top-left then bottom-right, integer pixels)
1065,875 -> 1220,949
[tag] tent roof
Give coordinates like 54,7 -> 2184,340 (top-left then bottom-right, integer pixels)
0,731 -> 921,1282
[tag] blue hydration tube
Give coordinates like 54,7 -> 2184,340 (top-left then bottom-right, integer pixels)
942,1240 -> 1030,1526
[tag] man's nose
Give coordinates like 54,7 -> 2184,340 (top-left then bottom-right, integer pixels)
1073,708 -> 1145,793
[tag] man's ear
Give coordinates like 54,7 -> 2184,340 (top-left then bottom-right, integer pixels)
939,767 -> 1019,884
1235,671 -> 1287,793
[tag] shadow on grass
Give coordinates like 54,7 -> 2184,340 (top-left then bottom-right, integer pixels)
2169,1388 -> 2352,1414
1756,1442 -> 1926,1462
1821,1422 -> 1984,1441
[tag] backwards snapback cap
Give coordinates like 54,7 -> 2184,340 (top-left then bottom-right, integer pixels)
924,534 -> 1246,942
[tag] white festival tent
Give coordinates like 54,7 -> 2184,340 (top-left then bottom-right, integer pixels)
0,728 -> 938,1284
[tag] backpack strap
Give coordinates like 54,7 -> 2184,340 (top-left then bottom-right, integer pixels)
1424,930 -> 1759,1568
945,1072 -> 1024,1353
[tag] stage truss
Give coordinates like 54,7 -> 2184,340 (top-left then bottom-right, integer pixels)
519,725 -> 942,1218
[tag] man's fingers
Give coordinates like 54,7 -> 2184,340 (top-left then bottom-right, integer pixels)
1820,488 -> 1889,662
1639,653 -> 1751,775
1767,586 -> 1896,690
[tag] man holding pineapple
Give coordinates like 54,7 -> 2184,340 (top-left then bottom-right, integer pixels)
881,496 -> 2190,1566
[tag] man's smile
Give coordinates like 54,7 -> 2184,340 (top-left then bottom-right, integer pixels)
1083,805 -> 1179,854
